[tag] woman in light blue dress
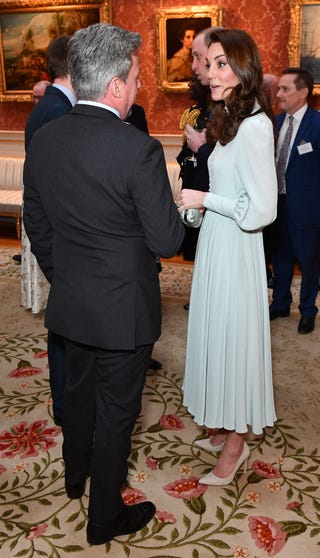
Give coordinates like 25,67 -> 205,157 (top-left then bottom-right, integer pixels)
177,29 -> 278,486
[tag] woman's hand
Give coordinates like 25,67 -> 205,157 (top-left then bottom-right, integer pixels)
176,189 -> 207,212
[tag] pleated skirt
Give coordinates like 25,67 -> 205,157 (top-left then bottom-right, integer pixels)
183,210 -> 276,435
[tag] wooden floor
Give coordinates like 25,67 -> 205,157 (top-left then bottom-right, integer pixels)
0,220 -> 21,249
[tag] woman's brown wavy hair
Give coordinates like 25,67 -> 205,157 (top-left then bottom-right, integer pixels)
206,28 -> 275,146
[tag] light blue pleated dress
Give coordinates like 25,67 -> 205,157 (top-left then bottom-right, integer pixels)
183,109 -> 278,435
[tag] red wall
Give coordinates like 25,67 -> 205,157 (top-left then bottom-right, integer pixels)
0,0 -> 319,133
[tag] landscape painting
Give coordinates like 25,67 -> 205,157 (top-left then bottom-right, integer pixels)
0,0 -> 111,101
0,7 -> 99,99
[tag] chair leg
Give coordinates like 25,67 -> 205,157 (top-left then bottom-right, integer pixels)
16,215 -> 21,239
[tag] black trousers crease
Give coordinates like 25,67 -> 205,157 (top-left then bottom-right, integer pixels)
62,337 -> 153,524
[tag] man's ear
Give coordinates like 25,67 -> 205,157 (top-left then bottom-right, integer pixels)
110,77 -> 122,98
300,86 -> 309,102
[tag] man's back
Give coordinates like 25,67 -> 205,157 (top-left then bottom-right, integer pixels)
24,103 -> 184,350
25,86 -> 72,150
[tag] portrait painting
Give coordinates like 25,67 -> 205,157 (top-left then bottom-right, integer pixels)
166,17 -> 211,83
157,6 -> 222,93
0,0 -> 111,101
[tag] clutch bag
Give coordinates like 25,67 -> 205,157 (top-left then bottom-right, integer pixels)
180,208 -> 203,228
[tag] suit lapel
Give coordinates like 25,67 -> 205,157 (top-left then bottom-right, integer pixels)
276,112 -> 285,133
287,108 -> 311,169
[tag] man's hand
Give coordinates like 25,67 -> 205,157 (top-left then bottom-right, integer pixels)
185,124 -> 206,153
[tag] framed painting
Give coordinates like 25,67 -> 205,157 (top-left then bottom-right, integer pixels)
0,0 -> 112,101
289,0 -> 320,94
157,5 -> 222,93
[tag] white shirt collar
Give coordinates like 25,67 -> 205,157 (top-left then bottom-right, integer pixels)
52,83 -> 77,107
288,103 -> 308,125
77,100 -> 120,118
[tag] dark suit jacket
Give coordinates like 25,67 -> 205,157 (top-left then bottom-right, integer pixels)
277,107 -> 320,229
176,104 -> 212,192
25,86 -> 73,151
23,104 -> 184,350
125,104 -> 149,134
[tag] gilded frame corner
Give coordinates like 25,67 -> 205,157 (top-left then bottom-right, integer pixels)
289,0 -> 320,95
0,0 -> 112,102
156,5 -> 222,93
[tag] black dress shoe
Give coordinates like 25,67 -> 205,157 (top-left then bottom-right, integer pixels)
12,254 -> 21,264
298,316 -> 315,334
148,357 -> 162,370
87,501 -> 156,545
269,307 -> 290,320
66,478 -> 87,499
183,303 -> 189,310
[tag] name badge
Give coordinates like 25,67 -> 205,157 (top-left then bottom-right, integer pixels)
297,142 -> 313,155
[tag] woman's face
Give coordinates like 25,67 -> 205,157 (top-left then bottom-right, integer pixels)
181,29 -> 195,51
206,41 -> 240,101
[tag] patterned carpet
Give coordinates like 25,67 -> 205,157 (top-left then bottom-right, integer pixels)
0,248 -> 319,558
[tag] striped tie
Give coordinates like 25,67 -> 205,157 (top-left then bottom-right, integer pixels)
276,114 -> 294,194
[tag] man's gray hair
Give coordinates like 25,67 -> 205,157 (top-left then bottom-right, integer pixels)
68,23 -> 141,101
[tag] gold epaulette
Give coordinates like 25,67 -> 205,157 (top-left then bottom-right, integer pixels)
179,107 -> 201,131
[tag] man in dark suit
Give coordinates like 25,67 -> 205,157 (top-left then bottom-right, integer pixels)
177,27 -> 215,309
177,77 -> 211,263
262,73 -> 279,289
24,35 -> 77,427
125,103 -> 163,370
23,23 -> 184,545
125,103 -> 149,133
270,68 -> 320,334
25,36 -> 76,150
12,79 -> 52,262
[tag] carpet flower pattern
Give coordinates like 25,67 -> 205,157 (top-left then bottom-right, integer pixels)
0,250 -> 319,557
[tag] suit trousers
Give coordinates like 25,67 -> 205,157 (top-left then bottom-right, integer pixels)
47,330 -> 67,421
62,337 -> 153,524
182,225 -> 200,261
271,196 -> 320,317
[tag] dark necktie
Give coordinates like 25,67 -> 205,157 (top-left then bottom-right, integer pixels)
276,114 -> 294,194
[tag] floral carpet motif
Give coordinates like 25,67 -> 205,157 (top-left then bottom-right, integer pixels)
0,248 -> 319,557
0,248 -> 21,280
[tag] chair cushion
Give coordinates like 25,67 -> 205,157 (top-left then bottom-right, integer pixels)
0,189 -> 22,213
0,157 -> 24,190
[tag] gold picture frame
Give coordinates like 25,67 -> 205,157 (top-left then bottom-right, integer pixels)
157,5 -> 222,93
0,0 -> 112,101
289,0 -> 320,94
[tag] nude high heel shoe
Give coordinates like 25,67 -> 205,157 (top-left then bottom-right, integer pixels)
194,437 -> 226,453
199,442 -> 250,486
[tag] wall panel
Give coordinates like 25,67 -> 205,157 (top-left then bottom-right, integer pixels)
0,0 -> 318,135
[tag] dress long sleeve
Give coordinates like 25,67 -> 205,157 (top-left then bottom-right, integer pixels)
203,115 -> 277,231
